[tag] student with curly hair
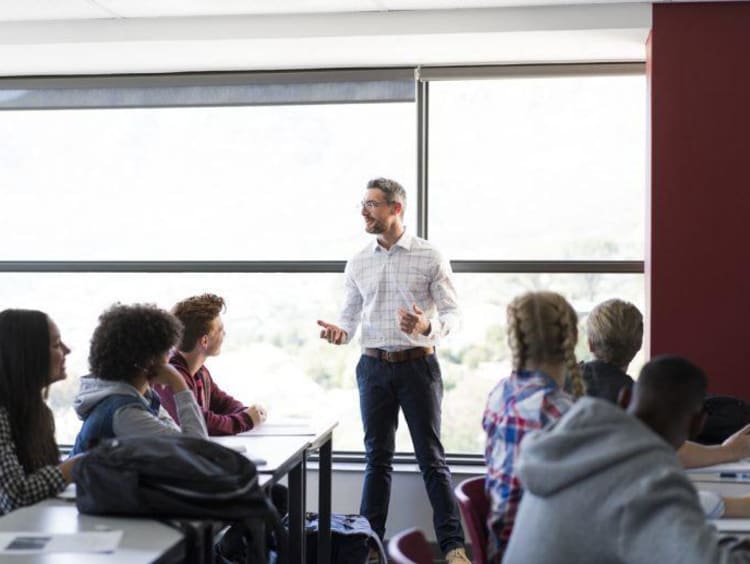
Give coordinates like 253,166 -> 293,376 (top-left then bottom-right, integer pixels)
155,293 -> 267,436
71,303 -> 207,454
0,309 -> 80,513
482,291 -> 582,563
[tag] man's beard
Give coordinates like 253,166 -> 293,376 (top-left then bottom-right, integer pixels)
365,218 -> 386,234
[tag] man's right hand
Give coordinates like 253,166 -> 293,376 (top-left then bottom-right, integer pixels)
317,320 -> 348,345
246,404 -> 267,427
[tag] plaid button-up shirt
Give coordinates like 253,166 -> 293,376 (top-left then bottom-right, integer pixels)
482,370 -> 573,563
337,230 -> 459,351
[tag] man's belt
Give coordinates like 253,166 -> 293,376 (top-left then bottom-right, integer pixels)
363,347 -> 434,363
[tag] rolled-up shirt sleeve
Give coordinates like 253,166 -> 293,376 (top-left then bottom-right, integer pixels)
337,262 -> 364,345
426,254 -> 460,341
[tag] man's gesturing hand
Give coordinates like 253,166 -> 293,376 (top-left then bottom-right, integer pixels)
398,303 -> 431,336
317,320 -> 348,345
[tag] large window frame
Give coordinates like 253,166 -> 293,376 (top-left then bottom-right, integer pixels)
0,62 -> 645,462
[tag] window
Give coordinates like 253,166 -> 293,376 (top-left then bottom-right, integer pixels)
0,65 -> 645,455
424,65 -> 646,453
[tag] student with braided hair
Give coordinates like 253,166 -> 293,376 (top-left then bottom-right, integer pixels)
482,291 -> 582,563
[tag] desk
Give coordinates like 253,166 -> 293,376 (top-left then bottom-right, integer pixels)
214,419 -> 337,564
0,499 -> 184,563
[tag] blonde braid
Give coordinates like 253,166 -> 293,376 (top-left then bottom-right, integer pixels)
555,298 -> 584,398
506,291 -> 583,396
506,300 -> 525,372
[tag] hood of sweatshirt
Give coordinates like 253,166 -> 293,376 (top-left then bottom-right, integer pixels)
73,375 -> 145,419
517,397 -> 673,497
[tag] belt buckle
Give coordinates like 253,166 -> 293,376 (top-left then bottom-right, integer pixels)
383,351 -> 395,362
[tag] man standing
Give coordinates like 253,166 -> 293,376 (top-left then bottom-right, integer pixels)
156,293 -> 267,435
317,178 -> 468,563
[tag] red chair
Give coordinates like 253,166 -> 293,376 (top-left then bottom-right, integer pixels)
455,476 -> 489,564
388,527 -> 435,564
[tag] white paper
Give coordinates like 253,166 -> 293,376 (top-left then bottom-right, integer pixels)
713,519 -> 750,533
0,531 -> 123,554
56,483 -> 77,500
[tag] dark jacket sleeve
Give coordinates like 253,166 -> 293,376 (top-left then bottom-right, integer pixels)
202,371 -> 254,436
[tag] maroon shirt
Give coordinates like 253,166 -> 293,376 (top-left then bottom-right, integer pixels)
154,352 -> 254,436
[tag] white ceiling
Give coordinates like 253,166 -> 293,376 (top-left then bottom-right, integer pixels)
0,1 -> 653,76
0,0 -> 653,21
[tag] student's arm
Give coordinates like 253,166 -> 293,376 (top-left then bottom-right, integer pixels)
204,374 -> 268,435
0,411 -> 66,513
113,390 -> 208,439
678,424 -> 750,469
113,364 -> 208,440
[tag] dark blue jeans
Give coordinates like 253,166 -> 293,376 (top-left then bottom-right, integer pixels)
356,353 -> 465,554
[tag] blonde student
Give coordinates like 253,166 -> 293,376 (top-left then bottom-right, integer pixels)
582,298 -> 750,469
482,291 -> 583,563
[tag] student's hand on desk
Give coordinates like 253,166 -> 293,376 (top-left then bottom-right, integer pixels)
398,304 -> 431,337
722,423 -> 750,459
59,453 -> 85,484
246,404 -> 267,427
317,320 -> 347,345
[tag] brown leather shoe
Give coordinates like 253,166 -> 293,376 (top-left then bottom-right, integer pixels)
445,546 -> 471,564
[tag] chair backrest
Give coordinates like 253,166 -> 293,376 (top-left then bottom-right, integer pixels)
454,475 -> 489,564
388,527 -> 434,564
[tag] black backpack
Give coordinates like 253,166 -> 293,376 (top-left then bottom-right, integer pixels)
695,395 -> 750,445
73,436 -> 286,563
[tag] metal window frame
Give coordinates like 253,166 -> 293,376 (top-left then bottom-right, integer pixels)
0,63 -> 646,457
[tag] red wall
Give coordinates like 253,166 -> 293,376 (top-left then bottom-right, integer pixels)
648,3 -> 750,397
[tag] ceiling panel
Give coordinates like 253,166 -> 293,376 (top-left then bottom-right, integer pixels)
83,0 -> 380,19
0,0 -> 113,21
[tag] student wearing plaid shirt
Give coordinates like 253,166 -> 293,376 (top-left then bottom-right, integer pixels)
482,291 -> 584,563
317,178 -> 469,564
0,309 -> 80,514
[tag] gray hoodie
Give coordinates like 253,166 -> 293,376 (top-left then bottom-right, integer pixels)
74,375 -> 207,440
503,397 -> 750,564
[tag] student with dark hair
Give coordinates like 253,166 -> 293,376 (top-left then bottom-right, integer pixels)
71,303 -> 207,454
156,293 -> 266,436
579,298 -> 750,468
0,309 -> 80,513
504,356 -> 750,564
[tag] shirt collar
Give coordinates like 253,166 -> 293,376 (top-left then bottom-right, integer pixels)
372,228 -> 413,253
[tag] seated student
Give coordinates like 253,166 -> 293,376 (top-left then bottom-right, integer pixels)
155,294 -> 266,436
71,303 -> 207,454
504,356 -> 750,564
580,298 -> 750,468
482,291 -> 583,564
0,309 -> 81,513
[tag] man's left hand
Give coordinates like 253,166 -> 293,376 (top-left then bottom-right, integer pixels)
398,303 -> 431,337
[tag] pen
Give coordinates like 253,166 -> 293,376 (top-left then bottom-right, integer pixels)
719,472 -> 750,479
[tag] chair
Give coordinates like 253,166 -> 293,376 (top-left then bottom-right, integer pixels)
455,475 -> 490,564
388,527 -> 435,564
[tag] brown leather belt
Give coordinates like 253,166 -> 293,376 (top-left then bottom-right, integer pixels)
363,347 -> 434,363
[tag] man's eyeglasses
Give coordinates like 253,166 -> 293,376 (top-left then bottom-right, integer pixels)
359,200 -> 393,210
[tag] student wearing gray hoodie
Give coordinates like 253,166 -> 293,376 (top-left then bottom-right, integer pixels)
503,356 -> 750,564
71,303 -> 207,454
